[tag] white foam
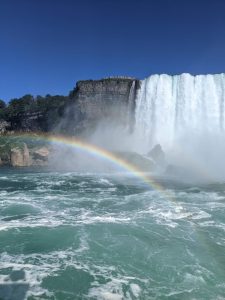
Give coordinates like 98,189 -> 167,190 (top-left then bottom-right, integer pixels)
88,278 -> 127,300
88,277 -> 144,300
99,292 -> 123,300
77,214 -> 131,225
130,283 -> 141,297
0,225 -> 9,231
98,178 -> 114,186
190,211 -> 211,220
0,250 -> 146,300
183,273 -> 206,285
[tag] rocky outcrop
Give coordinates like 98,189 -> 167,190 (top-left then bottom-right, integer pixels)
10,143 -> 31,167
30,146 -> 50,166
0,120 -> 10,134
0,140 -> 51,167
147,144 -> 165,167
114,151 -> 155,171
60,77 -> 140,134
0,77 -> 140,135
18,111 -> 46,132
32,147 -> 49,160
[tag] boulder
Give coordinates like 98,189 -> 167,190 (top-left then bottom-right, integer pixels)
114,151 -> 155,171
147,144 -> 165,166
32,147 -> 49,161
10,143 -> 31,167
30,146 -> 50,166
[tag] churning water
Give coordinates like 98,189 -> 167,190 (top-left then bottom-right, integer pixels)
1,168 -> 225,299
1,73 -> 225,299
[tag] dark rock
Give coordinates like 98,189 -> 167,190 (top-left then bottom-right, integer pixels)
114,151 -> 155,172
0,77 -> 140,135
147,144 -> 165,166
60,77 -> 140,134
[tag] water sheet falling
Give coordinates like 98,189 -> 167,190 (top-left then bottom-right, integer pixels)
135,73 -> 225,151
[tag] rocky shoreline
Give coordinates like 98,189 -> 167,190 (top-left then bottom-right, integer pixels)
0,77 -> 143,168
0,141 -> 51,167
0,77 -> 166,171
0,133 -> 166,174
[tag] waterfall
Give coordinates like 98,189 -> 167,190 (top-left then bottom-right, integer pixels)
134,73 -> 225,151
127,80 -> 136,132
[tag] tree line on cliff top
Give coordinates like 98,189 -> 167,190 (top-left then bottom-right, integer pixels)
0,94 -> 69,131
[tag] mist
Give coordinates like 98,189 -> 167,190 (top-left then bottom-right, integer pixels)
165,131 -> 225,182
48,73 -> 225,184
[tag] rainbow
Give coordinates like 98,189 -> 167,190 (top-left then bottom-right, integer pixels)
3,133 -> 213,252
12,133 -> 171,197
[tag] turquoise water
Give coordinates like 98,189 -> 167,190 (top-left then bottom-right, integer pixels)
0,168 -> 225,299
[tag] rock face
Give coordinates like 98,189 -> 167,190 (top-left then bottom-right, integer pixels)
10,143 -> 31,167
0,120 -> 10,134
31,146 -> 50,165
114,151 -> 155,171
147,144 -> 165,166
60,77 -> 140,134
32,147 -> 49,160
18,111 -> 46,132
0,77 -> 140,135
0,137 -> 51,167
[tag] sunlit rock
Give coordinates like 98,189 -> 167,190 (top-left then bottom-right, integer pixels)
31,146 -> 50,166
10,143 -> 31,167
32,146 -> 49,161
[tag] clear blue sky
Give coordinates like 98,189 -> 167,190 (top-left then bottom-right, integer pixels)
1,0 -> 225,101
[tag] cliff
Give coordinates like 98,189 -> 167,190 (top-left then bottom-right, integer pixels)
59,77 -> 140,134
0,77 -> 140,135
0,136 -> 51,167
0,77 -> 141,167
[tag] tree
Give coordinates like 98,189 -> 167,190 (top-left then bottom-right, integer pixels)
0,99 -> 7,120
0,99 -> 6,109
8,94 -> 34,116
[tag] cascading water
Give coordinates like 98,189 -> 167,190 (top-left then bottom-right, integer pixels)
126,80 -> 136,132
134,73 -> 225,152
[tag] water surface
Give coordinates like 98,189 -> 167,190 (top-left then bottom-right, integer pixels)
0,168 -> 225,299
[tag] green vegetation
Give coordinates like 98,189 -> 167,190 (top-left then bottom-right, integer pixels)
0,94 -> 68,131
0,99 -> 7,119
0,99 -> 6,109
0,134 -> 49,163
0,135 -> 23,162
0,135 -> 23,151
